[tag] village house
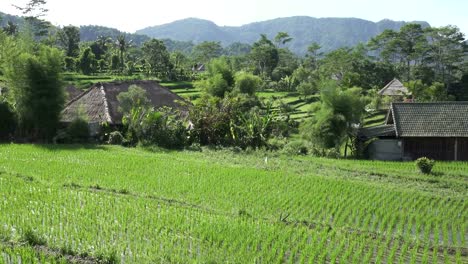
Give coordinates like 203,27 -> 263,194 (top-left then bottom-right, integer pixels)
61,80 -> 188,135
378,78 -> 409,97
359,102 -> 468,161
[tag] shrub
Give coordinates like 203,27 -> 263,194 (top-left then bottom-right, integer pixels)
234,71 -> 262,95
281,140 -> 309,155
4,46 -> 65,141
310,147 -> 341,159
325,148 -> 341,159
267,137 -> 288,151
67,118 -> 89,143
0,101 -> 16,141
107,131 -> 124,145
416,157 -> 435,174
53,129 -> 70,144
125,107 -> 188,149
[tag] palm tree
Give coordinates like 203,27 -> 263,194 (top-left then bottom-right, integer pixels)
115,35 -> 132,71
97,35 -> 112,51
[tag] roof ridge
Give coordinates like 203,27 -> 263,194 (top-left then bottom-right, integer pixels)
378,78 -> 407,95
100,84 -> 113,123
390,103 -> 399,137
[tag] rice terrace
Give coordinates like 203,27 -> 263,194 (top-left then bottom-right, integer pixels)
0,145 -> 466,263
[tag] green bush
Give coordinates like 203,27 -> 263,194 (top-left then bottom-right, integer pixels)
67,118 -> 89,143
310,147 -> 341,159
325,148 -> 341,159
416,157 -> 435,174
0,101 -> 16,141
282,140 -> 309,155
107,131 -> 124,145
125,107 -> 188,149
267,137 -> 288,151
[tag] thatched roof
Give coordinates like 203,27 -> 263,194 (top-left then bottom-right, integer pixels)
378,79 -> 409,96
61,80 -> 188,125
65,85 -> 84,103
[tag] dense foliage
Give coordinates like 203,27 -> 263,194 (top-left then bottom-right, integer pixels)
2,44 -> 64,141
0,5 -> 467,153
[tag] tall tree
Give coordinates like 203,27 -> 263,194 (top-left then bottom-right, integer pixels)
57,26 -> 80,58
142,39 -> 173,79
115,35 -> 131,71
301,80 -> 368,156
274,32 -> 293,47
90,35 -> 112,61
195,57 -> 234,97
304,42 -> 322,70
78,47 -> 96,75
192,41 -> 223,64
3,45 -> 65,141
368,29 -> 400,63
250,34 -> 279,78
397,24 -> 428,80
225,42 -> 252,56
426,26 -> 467,86
369,24 -> 428,81
14,0 -> 50,37
273,48 -> 299,81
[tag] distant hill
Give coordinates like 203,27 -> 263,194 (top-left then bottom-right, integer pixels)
0,12 -> 151,46
79,25 -> 151,46
137,17 -> 430,54
0,11 -> 26,27
1,12 -> 431,55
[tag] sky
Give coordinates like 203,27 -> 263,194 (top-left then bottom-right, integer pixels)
0,0 -> 467,35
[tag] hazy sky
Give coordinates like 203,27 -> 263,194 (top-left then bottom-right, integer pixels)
0,0 -> 466,35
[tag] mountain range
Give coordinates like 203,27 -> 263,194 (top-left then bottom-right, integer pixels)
1,11 -> 430,55
136,17 -> 430,54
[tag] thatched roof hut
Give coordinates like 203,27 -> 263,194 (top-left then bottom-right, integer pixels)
378,79 -> 409,96
61,80 -> 188,125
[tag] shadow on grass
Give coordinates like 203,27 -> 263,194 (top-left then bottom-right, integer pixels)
34,144 -> 108,151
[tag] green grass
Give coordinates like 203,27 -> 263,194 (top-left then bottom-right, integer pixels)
63,73 -> 153,89
364,110 -> 388,127
0,144 -> 466,263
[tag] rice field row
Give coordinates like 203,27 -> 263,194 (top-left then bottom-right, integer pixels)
0,144 -> 466,263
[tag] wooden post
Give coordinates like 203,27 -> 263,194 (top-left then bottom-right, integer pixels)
454,138 -> 458,161
400,138 -> 405,161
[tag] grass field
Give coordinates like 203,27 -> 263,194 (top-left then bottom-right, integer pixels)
0,144 -> 466,263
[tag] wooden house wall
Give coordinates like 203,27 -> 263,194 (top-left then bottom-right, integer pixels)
459,138 -> 468,161
403,137 -> 468,161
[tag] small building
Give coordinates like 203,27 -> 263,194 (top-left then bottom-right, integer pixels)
61,80 -> 188,135
360,102 -> 468,161
378,78 -> 409,97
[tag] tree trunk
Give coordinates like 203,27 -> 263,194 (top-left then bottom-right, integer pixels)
344,137 -> 349,158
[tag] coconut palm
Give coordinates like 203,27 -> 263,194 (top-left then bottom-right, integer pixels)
115,35 -> 132,71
